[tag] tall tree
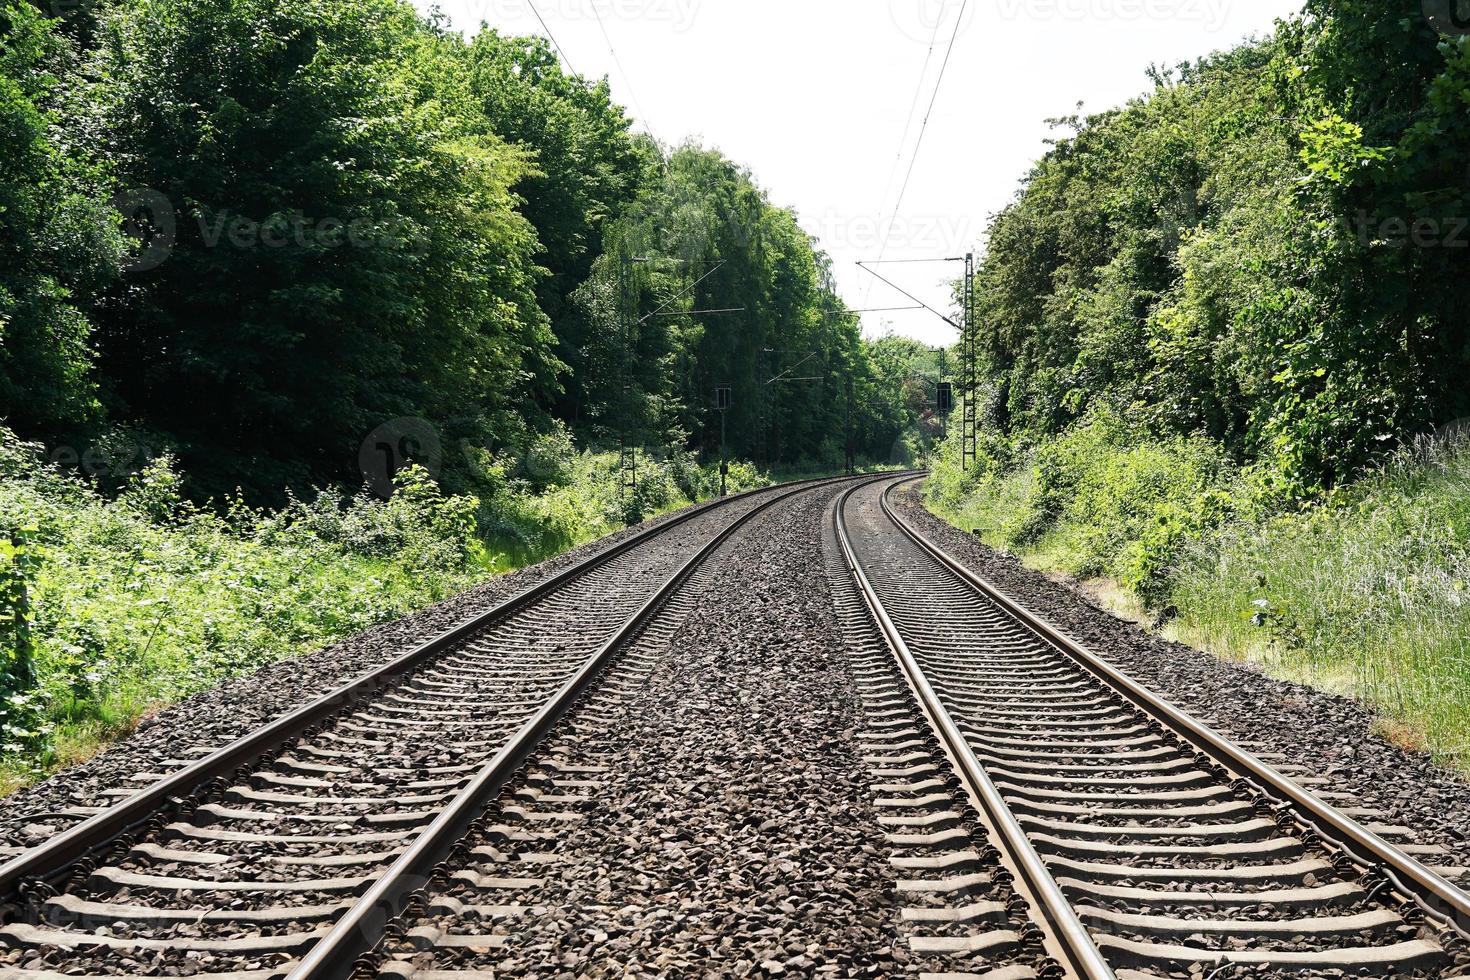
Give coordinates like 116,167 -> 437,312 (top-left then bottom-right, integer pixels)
462,30 -> 652,426
89,0 -> 556,499
0,2 -> 119,440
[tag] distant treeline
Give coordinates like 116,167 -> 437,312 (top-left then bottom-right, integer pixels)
970,0 -> 1470,498
0,0 -> 930,502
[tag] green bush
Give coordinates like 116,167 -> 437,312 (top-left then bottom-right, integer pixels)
0,420 -> 801,792
928,409 -> 1238,602
1170,432 -> 1470,764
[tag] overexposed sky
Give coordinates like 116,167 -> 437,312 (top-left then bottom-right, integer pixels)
417,0 -> 1304,346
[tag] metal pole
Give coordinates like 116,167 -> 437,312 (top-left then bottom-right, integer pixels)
720,410 -> 728,497
757,347 -> 768,469
619,253 -> 637,517
845,374 -> 855,476
962,251 -> 977,471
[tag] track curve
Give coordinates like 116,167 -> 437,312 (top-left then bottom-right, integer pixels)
834,475 -> 1470,979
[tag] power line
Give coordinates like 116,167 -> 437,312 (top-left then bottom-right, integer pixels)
823,305 -> 924,316
864,6 -> 949,308
856,260 -> 961,330
861,257 -> 967,264
871,0 -> 970,276
525,0 -> 578,77
588,0 -> 664,155
639,261 -> 726,323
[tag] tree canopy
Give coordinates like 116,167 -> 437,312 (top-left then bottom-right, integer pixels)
969,3 -> 1470,498
0,0 -> 934,501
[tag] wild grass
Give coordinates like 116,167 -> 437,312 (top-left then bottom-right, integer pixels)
926,420 -> 1470,772
1169,434 -> 1470,767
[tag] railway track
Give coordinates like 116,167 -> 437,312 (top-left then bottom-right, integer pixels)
4,468 -> 1469,980
832,475 -> 1470,979
0,474 -> 879,980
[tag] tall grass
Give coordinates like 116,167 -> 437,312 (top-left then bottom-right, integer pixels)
1170,433 -> 1470,765
926,419 -> 1470,771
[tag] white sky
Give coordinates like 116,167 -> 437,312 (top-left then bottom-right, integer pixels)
417,0 -> 1305,346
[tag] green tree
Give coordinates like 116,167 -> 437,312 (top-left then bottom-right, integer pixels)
0,2 -> 119,441
966,7 -> 1470,497
462,30 -> 652,426
573,143 -> 889,469
89,0 -> 556,499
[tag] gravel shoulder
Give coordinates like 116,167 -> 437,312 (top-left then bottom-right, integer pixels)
0,498 -> 719,829
895,482 -> 1470,874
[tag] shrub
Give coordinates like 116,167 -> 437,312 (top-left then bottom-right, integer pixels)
927,417 -> 1470,770
928,409 -> 1238,601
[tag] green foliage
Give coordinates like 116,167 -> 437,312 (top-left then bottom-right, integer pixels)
0,427 -> 495,775
88,0 -> 556,499
461,30 -> 652,424
0,0 -> 927,506
0,524 -> 43,753
928,419 -> 1470,768
1298,113 -> 1389,182
475,425 -> 770,561
968,6 -> 1470,497
571,144 -> 910,471
1170,432 -> 1470,766
0,2 -> 121,438
928,411 -> 1238,604
0,420 -> 785,788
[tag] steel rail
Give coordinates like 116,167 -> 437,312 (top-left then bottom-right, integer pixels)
290,472 -> 902,980
0,473 -> 847,904
877,475 -> 1470,937
833,478 -> 1117,980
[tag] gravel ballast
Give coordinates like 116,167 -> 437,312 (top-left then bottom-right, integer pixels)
393,483 -> 919,978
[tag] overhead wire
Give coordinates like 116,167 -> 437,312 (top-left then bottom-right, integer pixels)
525,0 -> 579,77
863,0 -> 971,317
863,6 -> 950,307
588,0 -> 666,158
879,0 -> 969,266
